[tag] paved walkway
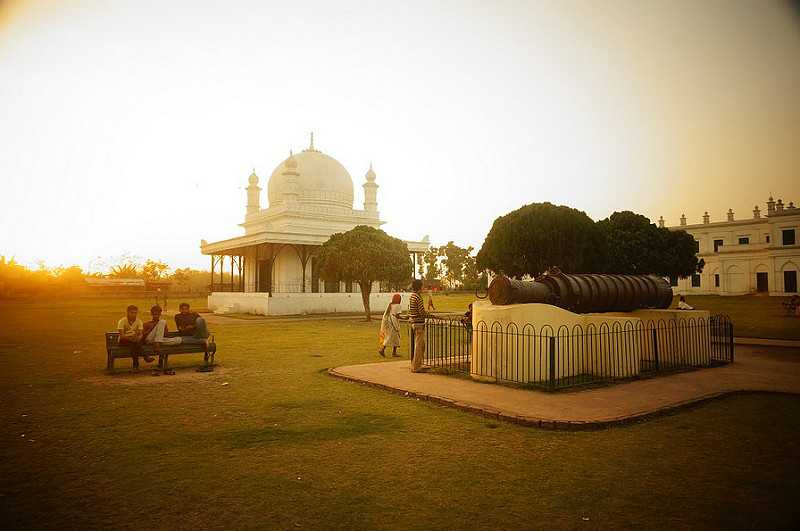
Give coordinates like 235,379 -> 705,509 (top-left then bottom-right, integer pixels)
330,345 -> 800,429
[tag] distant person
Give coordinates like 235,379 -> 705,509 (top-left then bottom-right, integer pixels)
117,304 -> 152,368
427,290 -> 436,311
677,296 -> 694,310
378,294 -> 403,357
461,303 -> 473,333
142,305 -> 182,346
461,303 -> 473,353
408,279 -> 432,372
175,303 -> 210,341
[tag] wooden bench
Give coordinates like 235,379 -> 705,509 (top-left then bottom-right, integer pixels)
105,331 -> 217,372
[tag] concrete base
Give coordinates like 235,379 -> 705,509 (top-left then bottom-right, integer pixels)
471,301 -> 712,384
208,291 -> 408,316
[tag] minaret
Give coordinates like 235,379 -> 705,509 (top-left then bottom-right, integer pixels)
727,208 -> 735,222
246,168 -> 261,216
680,214 -> 687,226
703,212 -> 710,224
363,162 -> 378,215
657,216 -> 665,228
282,151 -> 300,208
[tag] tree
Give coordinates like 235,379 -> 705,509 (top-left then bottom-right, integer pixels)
171,268 -> 191,292
477,202 -> 601,277
315,225 -> 413,321
421,246 -> 442,281
141,259 -> 169,281
109,263 -> 139,278
461,254 -> 487,291
595,211 -> 662,275
439,241 -> 473,288
596,211 -> 699,278
54,266 -> 85,293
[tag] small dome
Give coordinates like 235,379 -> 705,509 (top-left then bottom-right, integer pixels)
248,169 -> 259,185
268,149 -> 354,209
365,163 -> 376,183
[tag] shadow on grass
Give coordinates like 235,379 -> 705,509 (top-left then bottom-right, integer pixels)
226,413 -> 404,448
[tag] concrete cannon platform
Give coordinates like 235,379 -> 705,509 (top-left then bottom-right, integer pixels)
329,344 -> 800,429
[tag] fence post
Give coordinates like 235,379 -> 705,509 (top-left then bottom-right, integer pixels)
728,321 -> 735,363
651,328 -> 660,371
549,336 -> 556,392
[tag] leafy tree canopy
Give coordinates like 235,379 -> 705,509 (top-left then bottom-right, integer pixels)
476,202 -> 601,277
439,241 -> 473,288
316,225 -> 412,320
477,203 -> 700,279
595,211 -> 699,278
421,246 -> 442,281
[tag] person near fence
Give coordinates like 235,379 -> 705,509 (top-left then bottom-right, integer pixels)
461,302 -> 473,334
409,279 -> 431,372
378,293 -> 403,357
427,290 -> 436,311
117,304 -> 152,368
677,296 -> 694,310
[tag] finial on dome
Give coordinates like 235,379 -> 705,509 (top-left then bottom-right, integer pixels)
310,131 -> 315,150
285,150 -> 298,170
248,168 -> 259,185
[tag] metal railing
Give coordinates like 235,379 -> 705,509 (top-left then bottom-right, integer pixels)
407,314 -> 734,391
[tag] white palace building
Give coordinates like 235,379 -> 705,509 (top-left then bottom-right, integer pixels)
661,196 -> 799,296
200,135 -> 428,315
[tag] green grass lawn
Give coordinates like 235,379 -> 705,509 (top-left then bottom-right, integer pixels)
1,296 -> 799,530
428,291 -> 800,340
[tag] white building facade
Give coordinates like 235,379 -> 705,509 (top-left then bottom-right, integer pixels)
665,197 -> 799,296
200,135 -> 428,315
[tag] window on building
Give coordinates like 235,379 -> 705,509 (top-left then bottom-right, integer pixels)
713,239 -> 723,252
691,274 -> 701,287
669,275 -> 678,287
766,234 -> 771,243
738,237 -> 749,245
693,240 -> 700,253
714,274 -> 720,287
783,229 -> 796,246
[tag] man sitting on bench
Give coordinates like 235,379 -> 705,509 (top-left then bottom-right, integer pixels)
142,305 -> 183,346
117,304 -> 153,368
174,303 -> 212,361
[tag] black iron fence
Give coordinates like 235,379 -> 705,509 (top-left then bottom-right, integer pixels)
407,314 -> 734,391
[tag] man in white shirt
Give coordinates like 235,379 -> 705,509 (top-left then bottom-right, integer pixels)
677,296 -> 694,310
117,304 -> 153,368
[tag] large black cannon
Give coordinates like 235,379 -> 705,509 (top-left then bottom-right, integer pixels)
487,268 -> 673,313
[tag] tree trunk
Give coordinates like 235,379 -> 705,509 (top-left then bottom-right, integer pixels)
359,280 -> 372,321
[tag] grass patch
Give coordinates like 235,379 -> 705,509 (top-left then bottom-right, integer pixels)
0,296 -> 798,529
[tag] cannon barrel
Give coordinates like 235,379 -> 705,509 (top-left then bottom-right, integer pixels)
487,270 -> 673,313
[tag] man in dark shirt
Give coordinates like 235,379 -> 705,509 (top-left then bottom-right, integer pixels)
175,303 -> 201,336
174,303 -> 210,347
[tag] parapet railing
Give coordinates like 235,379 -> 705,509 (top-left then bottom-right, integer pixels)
406,314 -> 734,392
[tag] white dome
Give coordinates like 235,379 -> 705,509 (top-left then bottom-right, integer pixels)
268,149 -> 354,209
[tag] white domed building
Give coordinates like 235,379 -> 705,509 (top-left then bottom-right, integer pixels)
200,135 -> 428,315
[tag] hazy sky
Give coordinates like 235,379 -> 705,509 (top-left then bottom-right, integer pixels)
1,0 -> 799,271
